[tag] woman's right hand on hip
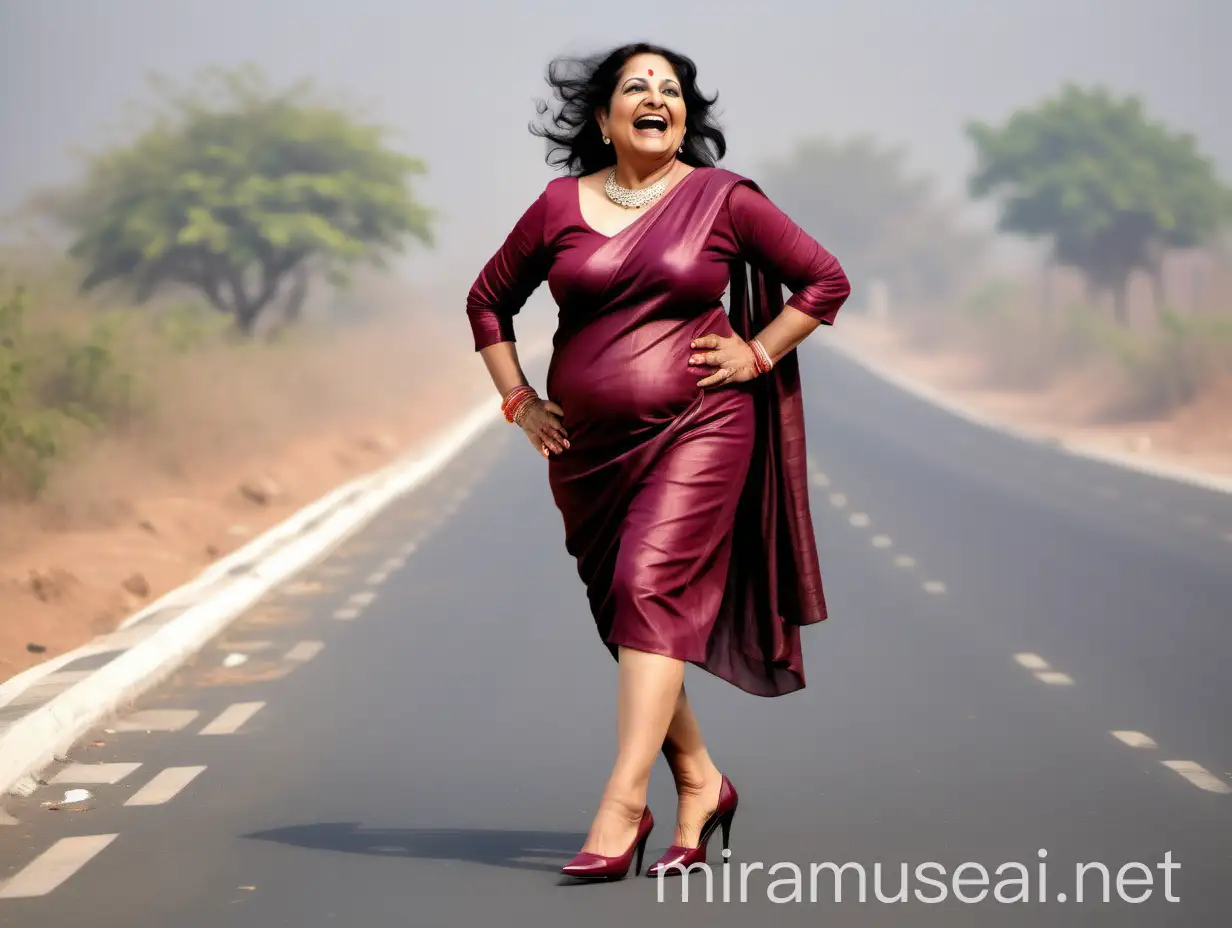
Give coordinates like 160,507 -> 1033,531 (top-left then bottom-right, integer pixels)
520,399 -> 569,458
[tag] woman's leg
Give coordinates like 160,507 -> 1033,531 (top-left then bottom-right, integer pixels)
581,646 -> 684,856
661,684 -> 724,846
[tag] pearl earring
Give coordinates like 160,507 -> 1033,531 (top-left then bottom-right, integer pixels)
603,136 -> 610,145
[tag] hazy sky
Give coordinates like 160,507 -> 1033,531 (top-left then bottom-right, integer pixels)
1,0 -> 1227,290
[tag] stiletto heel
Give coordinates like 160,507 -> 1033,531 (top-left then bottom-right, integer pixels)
719,807 -> 735,851
561,806 -> 655,881
646,774 -> 739,878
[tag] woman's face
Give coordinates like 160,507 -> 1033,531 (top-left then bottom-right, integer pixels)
599,53 -> 687,165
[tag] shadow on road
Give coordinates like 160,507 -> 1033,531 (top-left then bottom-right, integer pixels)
245,822 -> 587,873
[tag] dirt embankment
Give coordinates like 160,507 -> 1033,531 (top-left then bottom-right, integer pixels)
0,295 -> 497,681
840,313 -> 1232,479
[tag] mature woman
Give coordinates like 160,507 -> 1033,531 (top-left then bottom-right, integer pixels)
466,43 -> 850,881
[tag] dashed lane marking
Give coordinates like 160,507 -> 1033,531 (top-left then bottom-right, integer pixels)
0,834 -> 118,899
199,702 -> 265,736
381,556 -> 405,572
349,591 -> 377,607
333,607 -> 360,620
284,641 -> 325,663
1013,653 -> 1050,671
1034,671 -> 1075,686
50,763 -> 142,785
923,581 -> 947,595
1111,731 -> 1157,749
112,709 -> 200,733
124,766 -> 207,806
366,571 -> 388,585
894,555 -> 916,569
829,493 -> 847,508
1161,760 -> 1232,795
871,535 -> 893,548
849,513 -> 871,528
811,473 -> 831,488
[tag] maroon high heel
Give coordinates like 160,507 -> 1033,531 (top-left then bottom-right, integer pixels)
645,774 -> 738,878
560,806 -> 655,880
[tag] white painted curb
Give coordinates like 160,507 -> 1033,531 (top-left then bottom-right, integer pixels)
820,333 -> 1232,496
0,388 -> 508,796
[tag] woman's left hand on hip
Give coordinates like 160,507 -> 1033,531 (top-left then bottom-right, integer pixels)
689,333 -> 759,388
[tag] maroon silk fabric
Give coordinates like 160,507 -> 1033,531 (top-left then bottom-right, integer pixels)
467,167 -> 850,696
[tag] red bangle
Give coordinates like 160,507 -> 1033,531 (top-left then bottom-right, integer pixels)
749,339 -> 774,375
501,385 -> 538,424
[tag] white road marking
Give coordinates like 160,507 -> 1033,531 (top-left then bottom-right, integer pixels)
829,493 -> 847,508
923,581 -> 947,595
333,606 -> 360,621
284,640 -> 325,663
0,834 -> 118,899
349,591 -> 376,607
849,513 -> 871,528
1013,653 -> 1050,671
113,709 -> 200,732
382,556 -> 405,572
199,702 -> 265,735
124,766 -> 207,806
894,555 -> 916,569
811,473 -> 831,488
1161,760 -> 1231,794
1034,671 -> 1074,686
400,541 -> 419,556
50,763 -> 142,785
366,571 -> 388,585
1111,731 -> 1157,749
871,535 -> 893,548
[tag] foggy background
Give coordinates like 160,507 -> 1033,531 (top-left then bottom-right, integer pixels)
2,0 -> 1228,295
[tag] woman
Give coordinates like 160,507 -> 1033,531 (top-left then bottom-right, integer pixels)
466,43 -> 850,881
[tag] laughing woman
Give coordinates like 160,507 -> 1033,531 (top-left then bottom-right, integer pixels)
466,43 -> 850,880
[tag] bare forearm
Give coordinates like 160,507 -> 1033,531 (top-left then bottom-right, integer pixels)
478,341 -> 532,398
752,304 -> 824,363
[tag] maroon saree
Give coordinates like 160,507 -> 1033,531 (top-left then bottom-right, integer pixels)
467,166 -> 850,697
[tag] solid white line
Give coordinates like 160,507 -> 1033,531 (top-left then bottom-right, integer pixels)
849,513 -> 871,528
922,581 -> 947,595
50,762 -> 142,785
1034,671 -> 1074,686
124,766 -> 207,806
1111,731 -> 1157,749
112,709 -> 201,732
871,535 -> 892,548
333,606 -> 360,621
284,641 -> 324,663
199,702 -> 265,735
1161,760 -> 1231,794
0,834 -> 119,899
1013,652 -> 1050,671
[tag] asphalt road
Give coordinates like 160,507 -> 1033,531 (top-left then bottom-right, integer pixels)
3,340 -> 1231,926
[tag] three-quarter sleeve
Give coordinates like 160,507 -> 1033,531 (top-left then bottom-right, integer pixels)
465,190 -> 551,351
726,183 -> 851,325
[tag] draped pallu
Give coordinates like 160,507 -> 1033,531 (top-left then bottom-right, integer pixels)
467,167 -> 850,696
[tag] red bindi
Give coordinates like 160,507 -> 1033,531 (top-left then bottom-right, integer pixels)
648,69 -> 654,76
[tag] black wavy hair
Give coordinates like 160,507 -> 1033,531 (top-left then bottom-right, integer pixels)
529,43 -> 727,176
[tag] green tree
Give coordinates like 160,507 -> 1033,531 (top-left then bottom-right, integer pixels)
759,135 -> 981,306
967,84 -> 1231,324
42,64 -> 433,334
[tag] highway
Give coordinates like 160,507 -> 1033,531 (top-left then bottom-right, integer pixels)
2,340 -> 1230,926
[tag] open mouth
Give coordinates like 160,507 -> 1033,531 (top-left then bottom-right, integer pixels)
633,114 -> 668,136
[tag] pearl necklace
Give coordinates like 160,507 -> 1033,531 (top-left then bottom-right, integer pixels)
604,169 -> 671,209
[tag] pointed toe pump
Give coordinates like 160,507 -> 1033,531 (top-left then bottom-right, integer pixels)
646,774 -> 738,878
560,807 -> 655,881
